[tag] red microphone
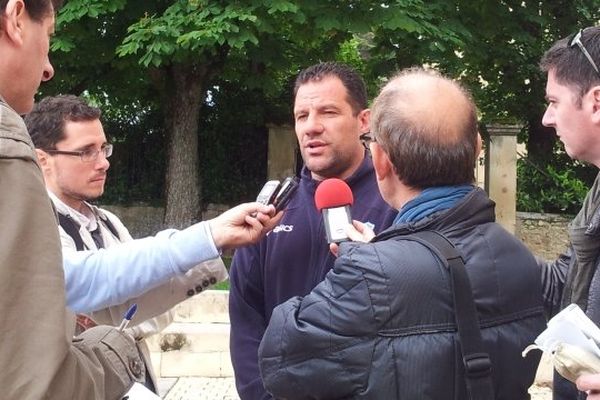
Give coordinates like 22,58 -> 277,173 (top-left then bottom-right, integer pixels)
315,178 -> 353,243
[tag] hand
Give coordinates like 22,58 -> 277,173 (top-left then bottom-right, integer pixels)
329,220 -> 376,257
346,220 -> 376,242
576,374 -> 600,398
209,202 -> 282,251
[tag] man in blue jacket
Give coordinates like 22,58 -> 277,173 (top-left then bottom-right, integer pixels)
229,62 -> 397,399
259,68 -> 545,399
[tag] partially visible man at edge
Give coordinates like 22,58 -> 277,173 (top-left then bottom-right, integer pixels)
0,1 -> 279,398
228,62 -> 397,399
536,26 -> 600,399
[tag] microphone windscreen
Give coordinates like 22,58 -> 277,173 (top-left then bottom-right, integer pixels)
314,178 -> 354,211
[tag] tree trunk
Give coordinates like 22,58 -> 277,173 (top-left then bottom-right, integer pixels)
161,64 -> 208,229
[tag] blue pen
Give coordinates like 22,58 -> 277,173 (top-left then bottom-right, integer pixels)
118,303 -> 137,331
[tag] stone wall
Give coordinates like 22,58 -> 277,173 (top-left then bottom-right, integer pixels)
103,205 -> 166,238
105,205 -> 573,260
515,211 -> 572,260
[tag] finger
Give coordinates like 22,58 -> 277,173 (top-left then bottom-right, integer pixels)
244,214 -> 264,231
346,224 -> 365,242
329,243 -> 339,257
577,374 -> 600,391
247,202 -> 275,216
263,211 -> 284,231
352,220 -> 366,232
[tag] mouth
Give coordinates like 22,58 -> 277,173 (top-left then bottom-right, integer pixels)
305,140 -> 326,150
90,175 -> 106,183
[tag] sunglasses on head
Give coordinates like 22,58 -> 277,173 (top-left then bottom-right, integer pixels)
568,28 -> 600,77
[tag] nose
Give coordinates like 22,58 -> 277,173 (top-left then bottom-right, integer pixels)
95,153 -> 110,171
302,113 -> 324,136
541,106 -> 554,127
42,59 -> 54,82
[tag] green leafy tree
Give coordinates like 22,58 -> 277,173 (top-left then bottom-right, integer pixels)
48,0 -> 469,227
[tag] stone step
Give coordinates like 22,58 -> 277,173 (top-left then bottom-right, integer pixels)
172,289 -> 229,324
148,321 -> 233,378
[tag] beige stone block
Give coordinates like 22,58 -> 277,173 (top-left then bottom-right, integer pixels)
161,351 -> 232,377
161,323 -> 230,352
149,351 -> 162,379
221,352 -> 234,376
174,290 -> 230,323
145,333 -> 163,352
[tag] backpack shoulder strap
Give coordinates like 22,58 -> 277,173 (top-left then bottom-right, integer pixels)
57,212 -> 86,251
97,212 -> 121,241
401,230 -> 495,400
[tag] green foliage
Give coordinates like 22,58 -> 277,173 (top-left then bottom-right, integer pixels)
99,102 -> 167,205
517,154 -> 595,214
198,82 -> 271,204
45,0 -> 600,218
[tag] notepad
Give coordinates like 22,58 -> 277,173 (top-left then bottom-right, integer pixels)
523,304 -> 600,358
121,382 -> 161,400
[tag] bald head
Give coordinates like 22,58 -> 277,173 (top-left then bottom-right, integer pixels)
371,68 -> 479,189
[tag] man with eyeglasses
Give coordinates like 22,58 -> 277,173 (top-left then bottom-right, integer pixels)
25,93 -> 281,394
25,94 -> 255,392
537,26 -> 600,399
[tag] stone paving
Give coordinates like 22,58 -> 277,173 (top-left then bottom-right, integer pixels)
160,377 -> 239,400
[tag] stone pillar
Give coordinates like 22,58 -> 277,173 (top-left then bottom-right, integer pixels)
267,124 -> 298,180
484,124 -> 520,234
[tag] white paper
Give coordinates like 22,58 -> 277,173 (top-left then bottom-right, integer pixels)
121,383 -> 161,400
529,304 -> 600,358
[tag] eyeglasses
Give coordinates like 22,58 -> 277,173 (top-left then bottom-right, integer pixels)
359,132 -> 376,152
568,29 -> 600,77
44,144 -> 113,163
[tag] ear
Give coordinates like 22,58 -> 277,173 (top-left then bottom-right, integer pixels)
476,132 -> 483,158
591,85 -> 600,125
2,0 -> 26,46
357,108 -> 370,134
35,148 -> 49,168
371,143 -> 392,182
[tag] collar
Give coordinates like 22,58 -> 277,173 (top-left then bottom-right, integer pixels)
301,152 -> 374,190
394,185 -> 474,224
48,190 -> 99,231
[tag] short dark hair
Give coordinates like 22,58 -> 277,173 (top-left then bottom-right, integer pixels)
26,95 -> 102,150
371,68 -> 478,189
540,26 -> 600,106
293,62 -> 368,115
0,0 -> 61,23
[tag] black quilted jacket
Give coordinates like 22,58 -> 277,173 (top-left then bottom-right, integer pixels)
259,188 -> 545,400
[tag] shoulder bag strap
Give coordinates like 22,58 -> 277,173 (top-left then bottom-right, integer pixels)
57,212 -> 86,251
406,230 -> 495,400
98,214 -> 121,241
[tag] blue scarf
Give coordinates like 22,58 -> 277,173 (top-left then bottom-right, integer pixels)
394,185 -> 474,224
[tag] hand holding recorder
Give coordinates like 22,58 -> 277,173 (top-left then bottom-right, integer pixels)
208,202 -> 282,251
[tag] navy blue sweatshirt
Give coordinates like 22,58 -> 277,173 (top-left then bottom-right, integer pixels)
229,156 -> 397,400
